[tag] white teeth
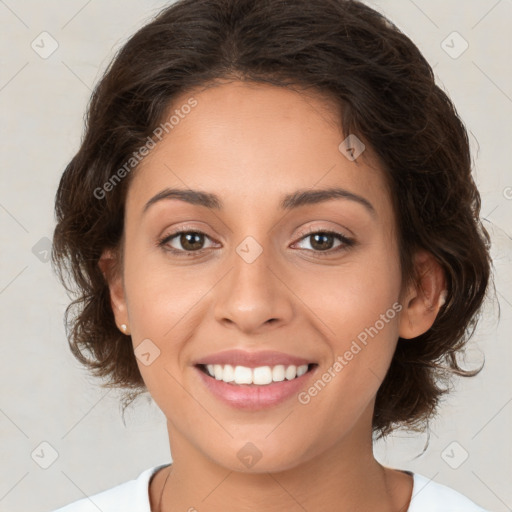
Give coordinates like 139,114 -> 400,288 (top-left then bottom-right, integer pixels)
214,364 -> 223,380
203,363 -> 310,385
285,365 -> 297,380
272,365 -> 285,382
221,364 -> 235,382
253,366 -> 273,385
234,365 -> 252,384
296,364 -> 308,377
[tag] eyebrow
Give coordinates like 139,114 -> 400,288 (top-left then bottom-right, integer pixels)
142,187 -> 376,217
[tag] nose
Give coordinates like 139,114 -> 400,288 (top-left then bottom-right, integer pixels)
213,242 -> 295,334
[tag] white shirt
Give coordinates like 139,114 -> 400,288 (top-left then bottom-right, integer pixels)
50,464 -> 489,511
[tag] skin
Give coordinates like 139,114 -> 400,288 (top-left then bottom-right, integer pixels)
100,80 -> 446,512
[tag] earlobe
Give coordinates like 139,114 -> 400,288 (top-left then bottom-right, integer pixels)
98,249 -> 129,333
398,250 -> 447,340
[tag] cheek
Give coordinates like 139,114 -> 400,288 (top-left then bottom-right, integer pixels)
123,247 -> 209,334
297,241 -> 403,392
300,242 -> 402,340
121,249 -> 222,395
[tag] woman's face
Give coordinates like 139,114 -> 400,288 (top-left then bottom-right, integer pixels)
110,80 -> 411,472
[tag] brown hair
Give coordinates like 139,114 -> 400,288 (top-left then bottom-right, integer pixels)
51,0 -> 493,438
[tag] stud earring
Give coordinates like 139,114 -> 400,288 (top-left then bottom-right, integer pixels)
120,324 -> 128,334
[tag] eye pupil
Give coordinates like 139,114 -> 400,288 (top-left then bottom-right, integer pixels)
310,233 -> 334,251
181,232 -> 204,251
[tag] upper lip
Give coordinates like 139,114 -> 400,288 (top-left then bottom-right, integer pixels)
192,349 -> 315,368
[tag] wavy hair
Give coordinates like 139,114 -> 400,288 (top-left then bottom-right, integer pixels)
51,0 -> 493,438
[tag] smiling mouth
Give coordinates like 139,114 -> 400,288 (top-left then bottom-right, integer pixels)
195,363 -> 318,386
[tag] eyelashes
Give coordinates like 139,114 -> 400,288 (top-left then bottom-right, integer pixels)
157,230 -> 218,256
292,229 -> 355,253
157,228 -> 356,258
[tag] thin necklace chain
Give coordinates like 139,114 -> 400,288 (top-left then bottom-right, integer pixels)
157,465 -> 172,512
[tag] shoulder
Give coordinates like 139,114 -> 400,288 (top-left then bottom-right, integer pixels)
408,472 -> 489,512
49,464 -> 167,512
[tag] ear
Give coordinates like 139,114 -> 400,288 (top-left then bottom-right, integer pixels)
398,249 -> 447,340
98,248 -> 129,333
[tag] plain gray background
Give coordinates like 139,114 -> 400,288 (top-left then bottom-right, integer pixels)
0,1 -> 511,511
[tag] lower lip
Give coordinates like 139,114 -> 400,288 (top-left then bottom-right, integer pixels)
194,365 -> 318,410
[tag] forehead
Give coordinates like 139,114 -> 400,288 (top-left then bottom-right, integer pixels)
127,80 -> 392,221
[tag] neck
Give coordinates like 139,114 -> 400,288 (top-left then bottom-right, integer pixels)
155,413 -> 413,512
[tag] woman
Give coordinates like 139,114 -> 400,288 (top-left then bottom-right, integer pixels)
50,0 -> 492,510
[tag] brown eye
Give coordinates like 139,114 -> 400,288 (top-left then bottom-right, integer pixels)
158,230 -> 217,255
292,230 -> 355,255
308,232 -> 336,251
177,232 -> 205,251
